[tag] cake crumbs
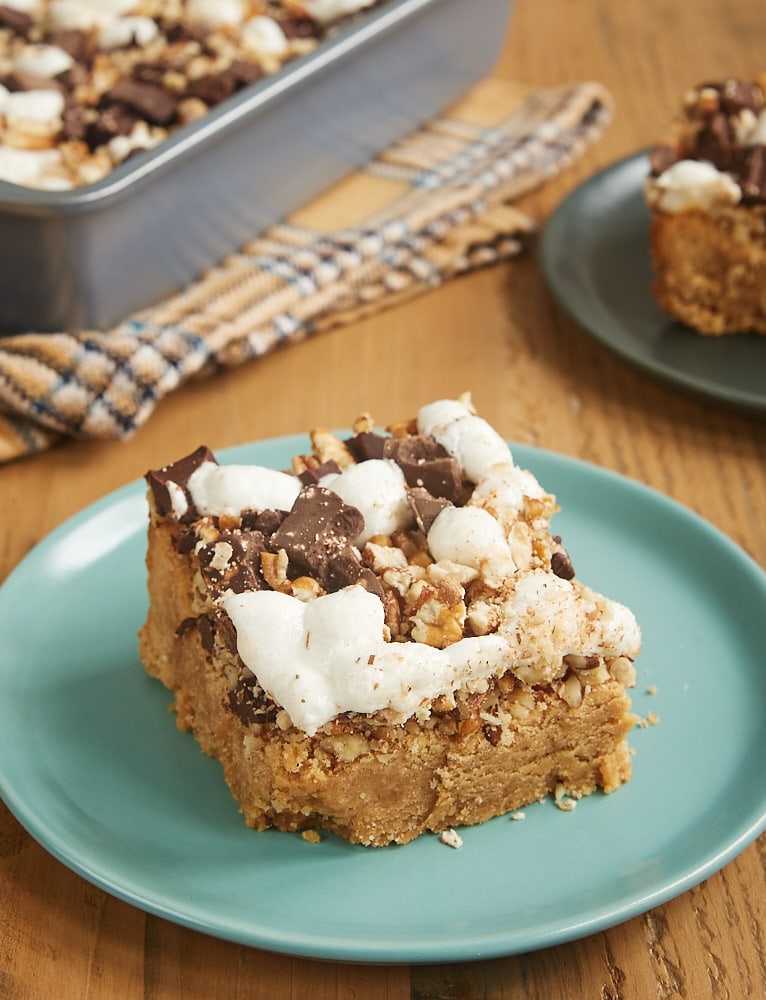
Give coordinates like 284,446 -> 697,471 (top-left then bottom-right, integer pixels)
301,829 -> 322,844
639,711 -> 660,729
554,784 -> 580,812
510,811 -> 526,821
646,684 -> 658,695
439,828 -> 463,849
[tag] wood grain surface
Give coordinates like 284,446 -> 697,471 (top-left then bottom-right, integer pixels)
1,0 -> 765,997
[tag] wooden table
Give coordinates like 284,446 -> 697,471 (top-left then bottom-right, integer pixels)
2,0 -> 765,996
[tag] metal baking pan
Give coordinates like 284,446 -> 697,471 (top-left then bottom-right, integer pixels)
0,0 -> 514,334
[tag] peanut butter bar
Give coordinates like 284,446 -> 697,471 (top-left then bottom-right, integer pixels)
645,76 -> 766,335
139,396 -> 641,846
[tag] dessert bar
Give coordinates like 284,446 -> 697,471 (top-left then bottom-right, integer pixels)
645,76 -> 766,335
139,396 -> 641,845
0,0 -> 382,189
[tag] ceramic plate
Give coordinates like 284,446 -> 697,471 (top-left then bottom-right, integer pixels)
539,152 -> 766,413
1,436 -> 765,963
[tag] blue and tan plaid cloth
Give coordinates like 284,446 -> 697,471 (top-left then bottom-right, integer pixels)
0,79 -> 612,462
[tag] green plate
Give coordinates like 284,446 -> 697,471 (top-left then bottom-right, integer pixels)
1,436 -> 765,963
540,152 -> 766,413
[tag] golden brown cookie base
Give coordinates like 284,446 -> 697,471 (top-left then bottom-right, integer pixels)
649,207 -> 766,335
139,515 -> 636,847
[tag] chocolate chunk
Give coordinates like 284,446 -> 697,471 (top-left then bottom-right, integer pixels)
146,444 -> 216,521
550,536 -> 575,580
273,483 -> 364,555
131,61 -> 169,87
217,612 -> 239,654
344,431 -> 386,462
356,567 -> 385,600
297,459 -> 341,485
269,484 -> 382,597
1,70 -> 63,92
483,724 -> 502,746
46,29 -> 91,63
0,4 -> 32,35
737,145 -> 766,201
177,614 -> 222,656
177,525 -> 198,554
346,431 -> 464,502
649,142 -> 681,176
717,78 -> 764,116
184,71 -> 238,106
197,530 -> 267,595
175,616 -> 197,637
85,104 -> 139,147
694,111 -> 733,169
197,614 -> 215,653
105,78 -> 178,126
227,677 -> 278,726
241,508 -> 287,534
178,610 -> 237,655
228,59 -> 263,87
164,20 -> 210,47
60,104 -> 88,142
407,486 -> 452,535
277,16 -> 323,39
383,435 -> 463,503
57,61 -> 89,89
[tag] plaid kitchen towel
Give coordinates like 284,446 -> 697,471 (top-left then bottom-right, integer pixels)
0,78 -> 613,462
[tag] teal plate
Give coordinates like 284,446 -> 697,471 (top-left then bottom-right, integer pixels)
539,152 -> 766,413
1,436 -> 765,963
